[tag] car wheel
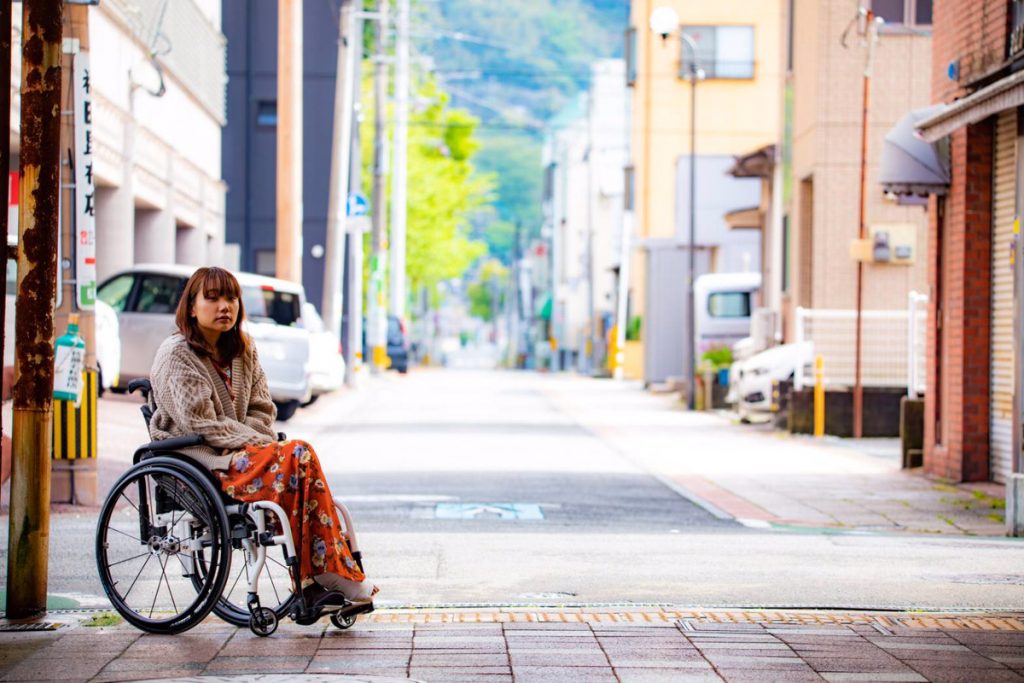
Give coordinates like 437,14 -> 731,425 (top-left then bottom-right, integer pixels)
274,400 -> 300,422
301,394 -> 319,407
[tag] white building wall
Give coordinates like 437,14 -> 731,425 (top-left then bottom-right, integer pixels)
4,2 -> 227,283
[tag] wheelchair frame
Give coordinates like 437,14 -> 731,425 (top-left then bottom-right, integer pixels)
94,378 -> 371,636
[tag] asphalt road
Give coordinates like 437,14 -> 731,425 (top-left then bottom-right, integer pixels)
3,366 -> 1024,612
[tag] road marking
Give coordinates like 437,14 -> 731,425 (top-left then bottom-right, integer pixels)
434,502 -> 545,520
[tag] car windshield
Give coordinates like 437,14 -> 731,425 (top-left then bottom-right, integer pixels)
243,285 -> 301,326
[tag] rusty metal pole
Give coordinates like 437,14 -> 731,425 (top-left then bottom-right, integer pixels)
6,0 -> 63,620
0,0 -> 13,504
853,11 -> 879,440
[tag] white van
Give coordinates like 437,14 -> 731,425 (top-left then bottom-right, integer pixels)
97,264 -> 313,421
694,272 -> 762,355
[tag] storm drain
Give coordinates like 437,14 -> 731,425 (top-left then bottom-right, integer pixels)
0,622 -> 65,632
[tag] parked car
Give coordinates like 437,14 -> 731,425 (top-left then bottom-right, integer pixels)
727,341 -> 814,421
301,302 -> 345,398
694,272 -> 762,357
361,314 -> 410,374
97,264 -> 313,421
4,237 -> 121,395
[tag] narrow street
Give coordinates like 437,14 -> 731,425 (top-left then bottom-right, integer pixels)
8,368 -> 1024,611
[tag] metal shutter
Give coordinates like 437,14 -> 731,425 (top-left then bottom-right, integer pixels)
990,110 -> 1016,484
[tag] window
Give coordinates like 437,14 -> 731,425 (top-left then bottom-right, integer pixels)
871,0 -> 932,26
708,292 -> 751,319
623,166 -> 635,211
682,26 -> 754,80
256,100 -> 277,127
254,249 -> 276,276
133,274 -> 184,314
97,274 -> 135,312
243,286 -> 301,326
625,26 -> 637,87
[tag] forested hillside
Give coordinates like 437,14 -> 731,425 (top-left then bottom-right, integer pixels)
414,0 -> 629,261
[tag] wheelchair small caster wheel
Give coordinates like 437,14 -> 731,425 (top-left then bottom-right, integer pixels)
249,607 -> 278,637
331,612 -> 356,630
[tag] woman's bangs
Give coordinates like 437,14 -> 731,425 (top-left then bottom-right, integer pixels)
199,268 -> 241,299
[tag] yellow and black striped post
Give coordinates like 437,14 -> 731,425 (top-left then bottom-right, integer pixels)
52,370 -> 98,461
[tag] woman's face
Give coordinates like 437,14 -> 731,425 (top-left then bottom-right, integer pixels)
191,286 -> 239,342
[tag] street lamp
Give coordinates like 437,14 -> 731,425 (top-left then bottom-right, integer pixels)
649,6 -> 704,410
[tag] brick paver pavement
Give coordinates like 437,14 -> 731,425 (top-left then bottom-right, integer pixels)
2,608 -> 1023,682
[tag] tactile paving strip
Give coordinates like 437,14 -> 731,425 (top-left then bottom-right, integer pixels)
363,608 -> 1024,631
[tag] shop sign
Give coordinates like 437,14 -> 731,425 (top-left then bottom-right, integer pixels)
73,52 -> 95,309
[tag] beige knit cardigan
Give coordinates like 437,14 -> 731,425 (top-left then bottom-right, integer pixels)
149,333 -> 278,470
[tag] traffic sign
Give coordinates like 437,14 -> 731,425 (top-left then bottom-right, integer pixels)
347,193 -> 369,217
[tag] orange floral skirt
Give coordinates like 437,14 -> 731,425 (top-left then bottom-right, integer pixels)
215,439 -> 365,587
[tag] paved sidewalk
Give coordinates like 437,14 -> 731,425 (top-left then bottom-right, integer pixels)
544,377 -> 1011,537
2,607 -> 1023,682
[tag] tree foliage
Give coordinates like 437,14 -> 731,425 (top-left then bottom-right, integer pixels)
467,259 -> 510,322
360,76 -> 490,311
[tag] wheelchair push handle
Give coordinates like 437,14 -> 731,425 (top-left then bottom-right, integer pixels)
127,378 -> 152,400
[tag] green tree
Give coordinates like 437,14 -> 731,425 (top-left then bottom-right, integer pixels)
467,258 -> 510,321
360,76 -> 491,313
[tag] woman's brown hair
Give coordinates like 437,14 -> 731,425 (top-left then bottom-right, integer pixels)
175,267 -> 249,361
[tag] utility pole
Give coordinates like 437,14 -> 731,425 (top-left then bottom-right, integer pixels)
50,2 -> 98,503
344,16 -> 366,387
276,0 -> 303,283
323,0 -> 355,338
7,0 -> 63,619
389,0 -> 409,321
367,0 -> 389,373
853,9 -> 881,439
0,0 -> 12,498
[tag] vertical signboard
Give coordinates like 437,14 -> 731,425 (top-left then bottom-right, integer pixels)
73,52 -> 96,309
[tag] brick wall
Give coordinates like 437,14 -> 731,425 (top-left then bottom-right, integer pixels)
932,0 -> 1009,102
924,121 -> 994,482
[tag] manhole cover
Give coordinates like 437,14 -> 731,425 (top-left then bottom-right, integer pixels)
0,622 -> 65,632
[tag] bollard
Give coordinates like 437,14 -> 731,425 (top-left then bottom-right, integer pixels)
814,355 -> 825,438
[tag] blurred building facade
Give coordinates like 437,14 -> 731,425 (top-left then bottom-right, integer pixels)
221,0 -> 342,311
542,60 -> 627,372
9,1 -> 229,280
912,0 -> 1022,497
785,0 -> 931,333
626,0 -> 784,387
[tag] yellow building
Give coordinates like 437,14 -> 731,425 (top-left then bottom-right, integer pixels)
626,0 -> 786,384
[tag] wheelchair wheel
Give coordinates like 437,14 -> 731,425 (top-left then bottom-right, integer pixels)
95,460 -> 231,634
195,525 -> 298,627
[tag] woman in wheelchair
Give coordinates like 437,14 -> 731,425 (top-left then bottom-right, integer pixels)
147,266 -> 377,614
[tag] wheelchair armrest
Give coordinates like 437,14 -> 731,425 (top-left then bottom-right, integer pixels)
142,434 -> 205,452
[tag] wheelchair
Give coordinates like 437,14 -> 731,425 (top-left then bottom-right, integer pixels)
94,379 -> 373,637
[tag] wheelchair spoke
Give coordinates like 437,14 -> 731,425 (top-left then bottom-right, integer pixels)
107,551 -> 151,569
123,552 -> 154,602
107,524 -> 143,542
149,555 -> 165,618
227,559 -> 246,598
159,553 -> 179,615
266,561 -> 283,604
118,489 -> 141,515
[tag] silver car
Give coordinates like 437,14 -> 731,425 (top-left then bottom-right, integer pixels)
97,264 -> 313,421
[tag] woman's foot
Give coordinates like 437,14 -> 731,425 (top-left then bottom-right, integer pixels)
315,572 -> 379,602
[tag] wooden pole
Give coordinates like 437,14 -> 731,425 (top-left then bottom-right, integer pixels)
0,0 -> 13,503
276,0 -> 303,283
6,0 -> 63,620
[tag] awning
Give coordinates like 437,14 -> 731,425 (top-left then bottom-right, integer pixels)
724,206 -> 762,230
538,295 -> 552,321
916,70 -> 1024,142
880,105 -> 950,200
